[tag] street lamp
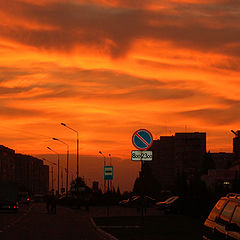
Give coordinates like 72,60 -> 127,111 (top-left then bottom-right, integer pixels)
47,147 -> 60,194
99,151 -> 106,165
42,158 -> 56,192
99,151 -> 106,193
61,123 -> 79,179
52,138 -> 69,195
109,154 -> 112,165
109,153 -> 112,191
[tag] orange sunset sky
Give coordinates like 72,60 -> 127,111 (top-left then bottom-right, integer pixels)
0,0 -> 240,191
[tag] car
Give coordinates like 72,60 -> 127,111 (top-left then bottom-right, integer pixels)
119,195 -> 140,207
0,182 -> 19,213
155,196 -> 180,213
119,195 -> 157,208
18,192 -> 30,205
32,194 -> 45,202
0,200 -> 19,212
203,193 -> 240,240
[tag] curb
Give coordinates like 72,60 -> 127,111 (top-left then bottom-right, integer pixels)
90,217 -> 119,240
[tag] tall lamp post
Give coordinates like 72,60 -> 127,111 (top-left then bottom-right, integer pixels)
109,153 -> 112,192
42,158 -> 56,192
52,138 -> 69,195
61,123 -> 79,179
99,151 -> 106,193
47,147 -> 60,194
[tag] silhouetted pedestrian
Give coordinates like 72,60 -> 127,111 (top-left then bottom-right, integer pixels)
45,193 -> 51,214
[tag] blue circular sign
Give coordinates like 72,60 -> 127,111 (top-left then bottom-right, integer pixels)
132,129 -> 153,150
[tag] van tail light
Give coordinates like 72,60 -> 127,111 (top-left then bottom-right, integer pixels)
27,198 -> 29,201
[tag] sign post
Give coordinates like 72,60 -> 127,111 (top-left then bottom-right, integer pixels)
104,166 -> 113,217
132,129 -> 153,227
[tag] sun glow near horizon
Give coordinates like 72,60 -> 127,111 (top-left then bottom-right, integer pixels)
0,0 -> 239,162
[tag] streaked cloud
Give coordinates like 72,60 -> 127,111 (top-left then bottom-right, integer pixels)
0,0 -> 239,58
0,0 -> 239,190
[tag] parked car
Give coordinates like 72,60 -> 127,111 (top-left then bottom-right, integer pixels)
0,182 -> 19,213
119,195 -> 157,208
18,192 -> 30,205
203,193 -> 240,240
32,194 -> 45,203
155,196 -> 180,213
119,195 -> 140,207
0,200 -> 19,212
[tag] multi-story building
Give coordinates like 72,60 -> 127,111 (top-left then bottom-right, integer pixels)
233,131 -> 240,163
210,153 -> 234,169
175,132 -> 206,174
0,145 -> 49,194
15,154 -> 49,194
0,145 -> 15,183
147,136 -> 175,189
146,132 -> 206,190
40,165 -> 49,195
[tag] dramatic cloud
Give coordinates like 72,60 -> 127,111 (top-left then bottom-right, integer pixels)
0,0 -> 239,190
0,0 -> 239,58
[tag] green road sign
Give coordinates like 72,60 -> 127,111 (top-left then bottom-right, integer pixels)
104,166 -> 113,180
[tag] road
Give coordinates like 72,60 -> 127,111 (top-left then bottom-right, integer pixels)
0,203 -> 112,240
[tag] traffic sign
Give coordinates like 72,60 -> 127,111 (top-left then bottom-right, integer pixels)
131,150 -> 152,161
132,129 -> 153,150
104,166 -> 113,180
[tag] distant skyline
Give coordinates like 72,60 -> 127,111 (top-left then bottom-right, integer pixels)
0,0 -> 239,190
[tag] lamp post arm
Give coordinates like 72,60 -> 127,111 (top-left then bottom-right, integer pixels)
61,123 -> 79,179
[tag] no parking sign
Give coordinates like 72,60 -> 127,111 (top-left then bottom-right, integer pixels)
132,129 -> 153,150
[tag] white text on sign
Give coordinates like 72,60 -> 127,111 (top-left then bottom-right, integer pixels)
131,150 -> 153,161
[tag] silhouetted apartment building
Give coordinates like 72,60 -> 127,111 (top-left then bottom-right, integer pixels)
201,169 -> 236,190
146,132 -> 206,190
175,132 -> 206,174
147,136 -> 175,190
201,135 -> 239,191
40,165 -> 49,195
0,145 -> 15,183
233,131 -> 240,163
210,153 -> 234,169
15,154 -> 49,194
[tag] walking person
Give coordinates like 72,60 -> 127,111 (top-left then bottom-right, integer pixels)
45,192 -> 51,214
50,194 -> 57,214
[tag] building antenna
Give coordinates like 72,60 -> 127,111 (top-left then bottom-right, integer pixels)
231,130 -> 240,137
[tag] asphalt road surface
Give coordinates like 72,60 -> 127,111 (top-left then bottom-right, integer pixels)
0,203 -> 112,240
